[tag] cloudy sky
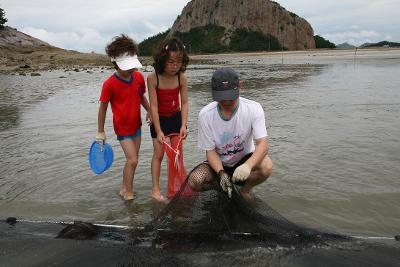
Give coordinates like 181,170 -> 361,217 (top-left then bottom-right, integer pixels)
1,0 -> 398,53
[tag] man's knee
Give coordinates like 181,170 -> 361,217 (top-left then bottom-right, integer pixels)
262,156 -> 273,177
253,155 -> 272,179
188,175 -> 202,191
187,163 -> 215,191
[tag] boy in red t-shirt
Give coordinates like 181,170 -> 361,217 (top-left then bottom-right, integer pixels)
96,34 -> 150,201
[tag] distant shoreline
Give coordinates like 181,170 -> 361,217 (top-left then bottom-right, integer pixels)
1,46 -> 399,74
190,47 -> 400,58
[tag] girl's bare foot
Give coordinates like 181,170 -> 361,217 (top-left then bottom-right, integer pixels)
151,189 -> 167,203
119,184 -> 127,198
123,191 -> 136,201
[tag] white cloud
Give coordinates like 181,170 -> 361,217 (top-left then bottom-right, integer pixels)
2,0 -> 189,52
278,0 -> 400,45
384,35 -> 393,41
21,27 -> 107,52
2,0 -> 400,51
323,30 -> 381,46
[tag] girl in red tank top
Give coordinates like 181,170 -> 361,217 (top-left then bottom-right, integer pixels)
148,38 -> 189,202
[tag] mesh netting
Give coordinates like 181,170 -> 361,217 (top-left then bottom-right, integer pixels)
136,163 -> 350,249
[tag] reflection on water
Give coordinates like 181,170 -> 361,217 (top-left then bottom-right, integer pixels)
0,105 -> 19,130
0,50 -> 400,237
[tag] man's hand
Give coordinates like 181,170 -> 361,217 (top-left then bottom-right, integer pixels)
95,132 -> 106,144
232,163 -> 251,182
218,170 -> 232,198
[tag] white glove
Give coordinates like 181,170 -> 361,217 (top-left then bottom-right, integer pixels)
232,163 -> 251,182
95,132 -> 106,144
218,170 -> 232,198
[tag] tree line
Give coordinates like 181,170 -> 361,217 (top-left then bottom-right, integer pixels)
0,6 -> 7,29
139,25 -> 338,56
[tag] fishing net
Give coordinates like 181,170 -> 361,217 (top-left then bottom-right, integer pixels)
137,163 -> 350,250
163,135 -> 197,198
6,162 -> 399,266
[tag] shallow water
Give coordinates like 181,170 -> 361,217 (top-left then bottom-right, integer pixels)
1,49 -> 400,239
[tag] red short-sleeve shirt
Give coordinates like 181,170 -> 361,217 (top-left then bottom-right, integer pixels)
100,71 -> 146,136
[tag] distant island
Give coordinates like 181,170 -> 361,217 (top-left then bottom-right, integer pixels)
336,41 -> 400,49
360,41 -> 400,48
336,43 -> 356,49
140,0 -> 317,55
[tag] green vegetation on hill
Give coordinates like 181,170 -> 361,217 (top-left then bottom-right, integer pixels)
139,24 -> 285,56
314,35 -> 336,49
230,29 -> 283,51
138,30 -> 169,56
362,41 -> 400,48
174,25 -> 226,54
0,6 -> 8,28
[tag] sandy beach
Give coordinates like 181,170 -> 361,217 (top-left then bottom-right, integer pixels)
2,45 -> 398,74
0,45 -> 153,74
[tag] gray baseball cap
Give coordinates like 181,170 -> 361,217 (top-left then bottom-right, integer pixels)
211,68 -> 239,101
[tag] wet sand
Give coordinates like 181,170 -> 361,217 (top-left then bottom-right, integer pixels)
1,220 -> 400,267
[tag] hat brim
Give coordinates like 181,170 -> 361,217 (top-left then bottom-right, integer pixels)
115,56 -> 142,71
212,88 -> 239,101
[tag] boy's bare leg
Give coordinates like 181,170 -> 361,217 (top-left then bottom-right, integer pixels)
120,137 -> 141,200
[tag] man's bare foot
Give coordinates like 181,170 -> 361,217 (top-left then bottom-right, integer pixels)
239,189 -> 254,202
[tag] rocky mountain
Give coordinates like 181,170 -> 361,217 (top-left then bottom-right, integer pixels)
0,26 -> 53,47
0,26 -> 109,73
168,0 -> 315,50
336,42 -> 356,49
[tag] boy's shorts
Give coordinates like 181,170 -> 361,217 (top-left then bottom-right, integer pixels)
117,128 -> 142,141
150,111 -> 181,138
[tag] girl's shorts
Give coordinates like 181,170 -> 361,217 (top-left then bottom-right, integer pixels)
150,111 -> 181,138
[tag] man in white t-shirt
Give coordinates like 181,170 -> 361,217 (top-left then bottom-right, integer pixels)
188,68 -> 273,200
